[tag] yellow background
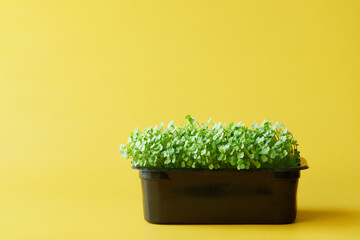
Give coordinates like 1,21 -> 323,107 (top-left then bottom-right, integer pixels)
1,0 -> 360,239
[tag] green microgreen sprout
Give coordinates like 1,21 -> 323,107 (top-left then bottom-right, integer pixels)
120,115 -> 300,170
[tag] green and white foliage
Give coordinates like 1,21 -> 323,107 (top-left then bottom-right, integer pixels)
120,115 -> 300,170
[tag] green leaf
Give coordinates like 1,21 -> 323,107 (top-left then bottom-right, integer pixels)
201,149 -> 207,155
219,146 -> 226,153
259,146 -> 270,154
167,120 -> 175,129
209,164 -> 214,170
186,115 -> 196,125
261,155 -> 268,162
181,162 -> 185,168
256,137 -> 264,143
237,151 -> 244,159
283,149 -> 288,156
270,151 -> 276,159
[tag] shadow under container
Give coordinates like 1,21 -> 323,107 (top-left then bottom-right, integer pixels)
135,158 -> 308,224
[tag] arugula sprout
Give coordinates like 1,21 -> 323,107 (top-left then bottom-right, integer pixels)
120,115 -> 301,170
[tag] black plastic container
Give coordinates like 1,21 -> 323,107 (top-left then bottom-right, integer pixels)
135,158 -> 308,224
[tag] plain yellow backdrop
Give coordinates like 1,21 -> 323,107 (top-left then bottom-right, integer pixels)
1,0 -> 360,239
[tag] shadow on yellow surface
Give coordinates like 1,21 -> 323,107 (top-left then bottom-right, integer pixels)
296,208 -> 360,226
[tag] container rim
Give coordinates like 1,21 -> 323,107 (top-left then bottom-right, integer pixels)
132,157 -> 309,172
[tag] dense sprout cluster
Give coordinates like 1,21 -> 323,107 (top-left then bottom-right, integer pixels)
120,115 -> 300,170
